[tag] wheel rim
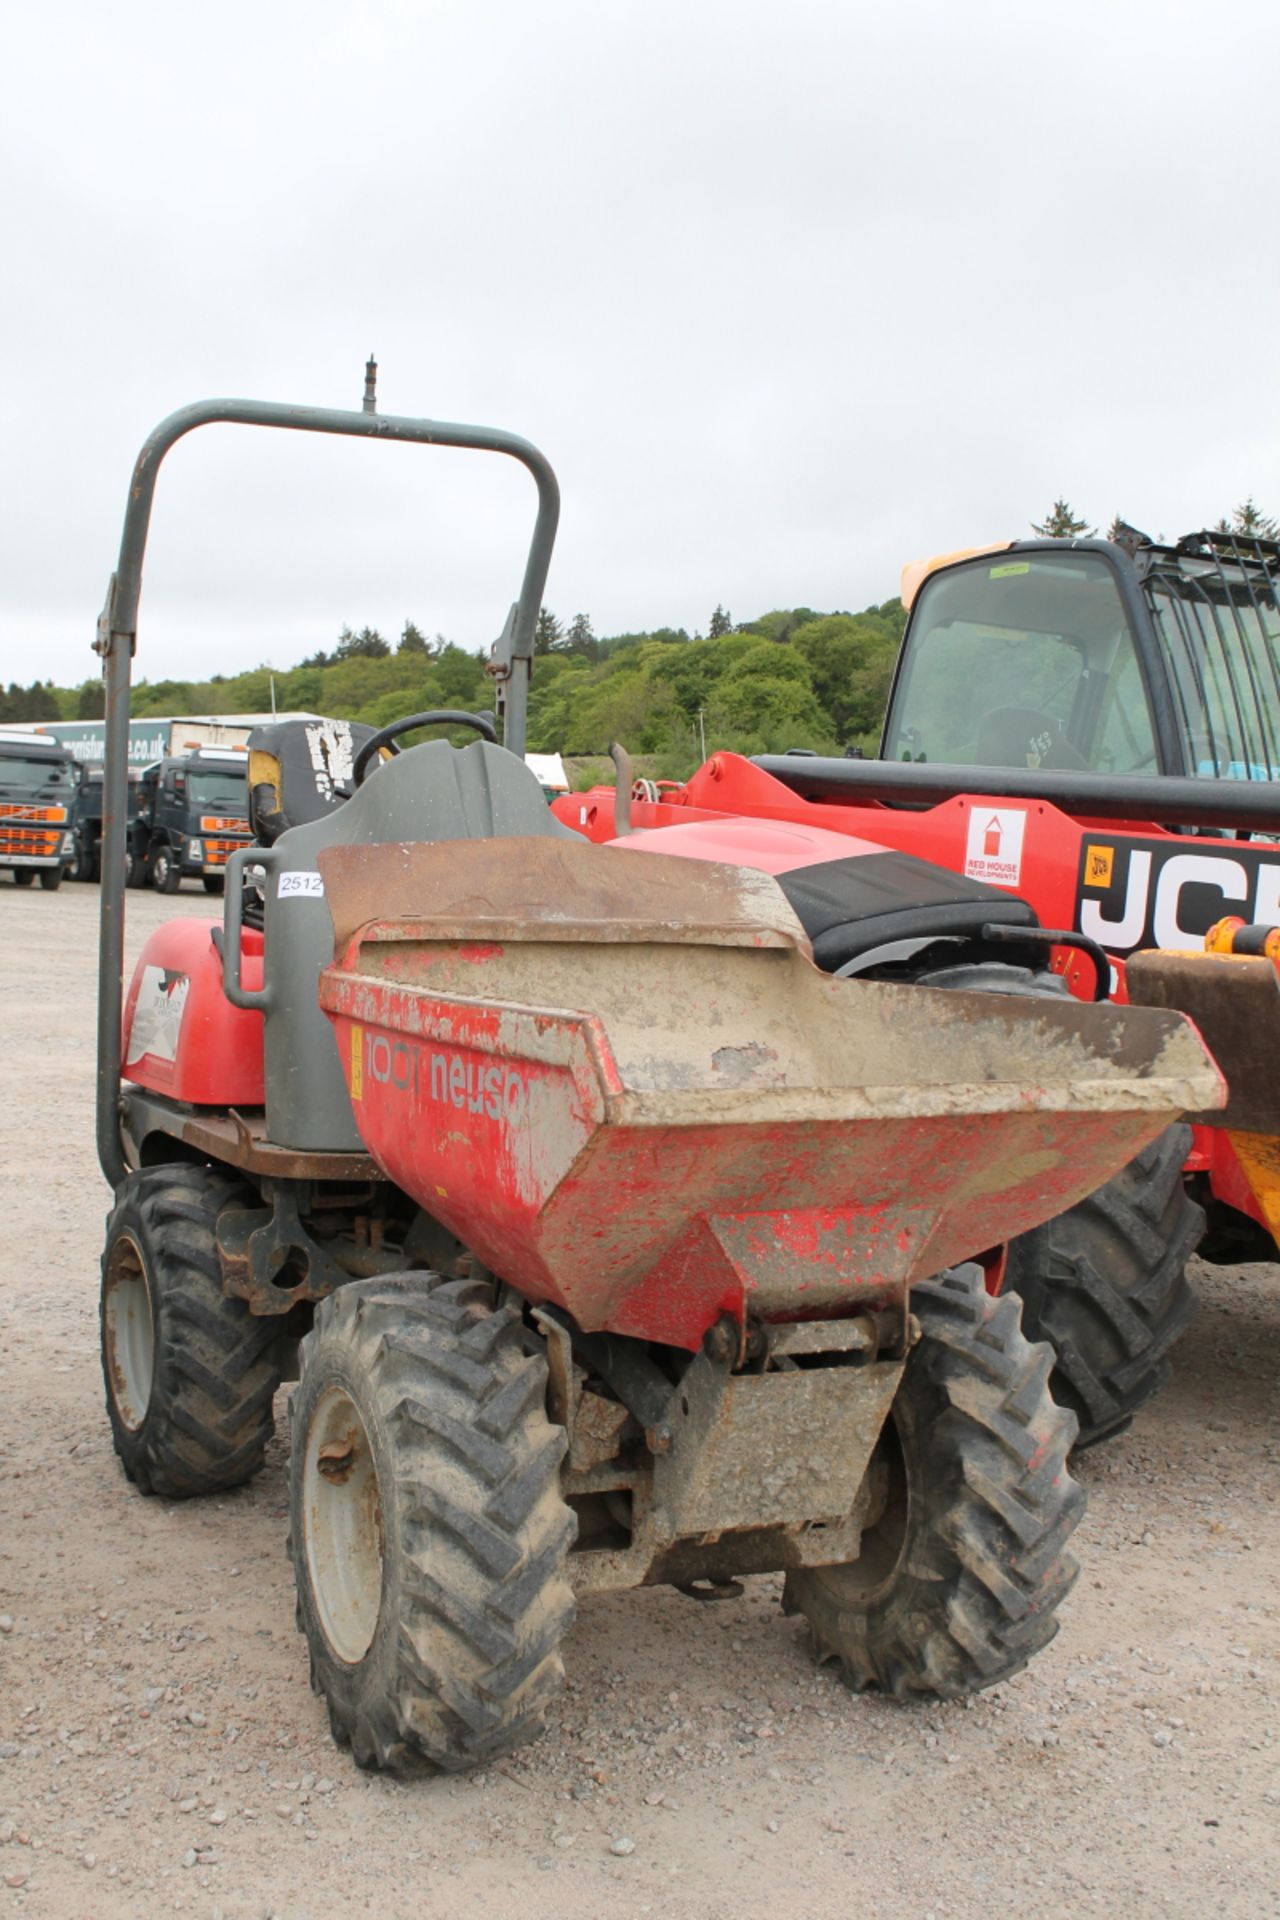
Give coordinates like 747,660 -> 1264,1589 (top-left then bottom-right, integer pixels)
302,1385 -> 385,1665
103,1234 -> 155,1430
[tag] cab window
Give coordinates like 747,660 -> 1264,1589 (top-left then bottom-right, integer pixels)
885,553 -> 1157,774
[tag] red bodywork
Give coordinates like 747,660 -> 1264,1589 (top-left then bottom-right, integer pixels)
554,754 -> 1274,1237
315,822 -> 1220,1353
122,917 -> 265,1106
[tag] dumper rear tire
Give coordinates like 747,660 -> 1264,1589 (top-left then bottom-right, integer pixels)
783,1265 -> 1082,1699
289,1274 -> 576,1774
1001,1126 -> 1202,1448
101,1167 -> 283,1497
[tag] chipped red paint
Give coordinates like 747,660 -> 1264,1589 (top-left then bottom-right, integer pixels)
319,955 -> 1205,1353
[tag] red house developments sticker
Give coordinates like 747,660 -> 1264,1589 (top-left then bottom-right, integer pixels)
964,807 -> 1028,887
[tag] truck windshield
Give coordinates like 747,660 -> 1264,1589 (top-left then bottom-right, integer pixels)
1145,547 -> 1280,780
884,553 -> 1157,774
187,771 -> 246,811
0,755 -> 75,793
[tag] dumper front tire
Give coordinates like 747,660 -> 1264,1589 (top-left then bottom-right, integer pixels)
1001,1126 -> 1202,1448
783,1265 -> 1082,1699
289,1274 -> 576,1774
101,1167 -> 283,1497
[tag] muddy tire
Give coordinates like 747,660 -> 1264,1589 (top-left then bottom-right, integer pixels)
1002,1126 -> 1202,1448
289,1274 -> 576,1774
100,1167 -> 283,1497
783,1264 -> 1082,1699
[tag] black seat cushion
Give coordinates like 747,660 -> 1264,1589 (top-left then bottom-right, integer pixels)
775,850 -> 1038,972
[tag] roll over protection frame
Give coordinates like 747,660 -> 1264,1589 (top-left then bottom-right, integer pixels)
95,396 -> 560,1188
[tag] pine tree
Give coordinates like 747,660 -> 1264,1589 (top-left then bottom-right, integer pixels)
535,608 -> 562,656
708,604 -> 733,637
398,620 -> 430,655
335,624 -> 390,660
77,679 -> 105,718
1218,497 -> 1279,540
1032,500 -> 1094,538
565,613 -> 598,659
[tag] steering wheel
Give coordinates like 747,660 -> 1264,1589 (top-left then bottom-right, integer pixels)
353,710 -> 499,786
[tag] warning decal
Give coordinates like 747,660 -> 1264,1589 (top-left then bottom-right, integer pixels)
126,966 -> 190,1066
964,807 -> 1028,888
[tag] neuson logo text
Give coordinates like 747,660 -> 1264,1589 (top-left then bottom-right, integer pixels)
362,1032 -> 528,1122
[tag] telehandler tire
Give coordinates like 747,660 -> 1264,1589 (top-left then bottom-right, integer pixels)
289,1274 -> 576,1774
783,1264 -> 1082,1699
1002,1125 -> 1202,1448
12,870 -> 34,887
100,1167 -> 283,1497
39,868 -> 63,891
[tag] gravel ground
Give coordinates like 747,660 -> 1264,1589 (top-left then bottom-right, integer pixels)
1,880 -> 1278,1920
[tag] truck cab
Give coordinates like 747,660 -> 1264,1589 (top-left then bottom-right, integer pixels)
71,765 -> 148,883
130,747 -> 252,892
0,731 -> 77,889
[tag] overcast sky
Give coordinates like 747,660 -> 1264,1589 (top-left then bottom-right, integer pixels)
3,0 -> 1278,691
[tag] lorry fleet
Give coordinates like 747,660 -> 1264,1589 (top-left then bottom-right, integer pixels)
3,713 -> 318,890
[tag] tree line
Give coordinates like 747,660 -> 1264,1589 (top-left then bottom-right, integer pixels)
7,602 -> 906,775
7,496 -> 1273,758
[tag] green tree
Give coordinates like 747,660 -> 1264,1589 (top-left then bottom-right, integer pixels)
398,620 -> 431,655
535,608 -> 562,656
1032,500 -> 1094,538
708,604 -> 733,637
1218,497 -> 1279,539
77,679 -> 105,719
564,613 -> 598,659
21,681 -> 61,722
791,612 -> 900,742
336,624 -> 391,660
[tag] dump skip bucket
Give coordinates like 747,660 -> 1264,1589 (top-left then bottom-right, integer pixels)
318,839 -> 1223,1350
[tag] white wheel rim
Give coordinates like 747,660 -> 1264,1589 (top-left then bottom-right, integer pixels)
303,1385 -> 384,1665
103,1235 -> 155,1430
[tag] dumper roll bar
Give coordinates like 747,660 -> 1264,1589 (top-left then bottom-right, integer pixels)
94,397 -> 560,1189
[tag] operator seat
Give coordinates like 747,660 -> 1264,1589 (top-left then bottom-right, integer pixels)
974,706 -> 1088,772
253,737 -> 577,1153
245,717 -> 380,844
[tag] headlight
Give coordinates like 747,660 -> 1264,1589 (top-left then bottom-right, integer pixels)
60,832 -> 74,856
188,838 -> 204,862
